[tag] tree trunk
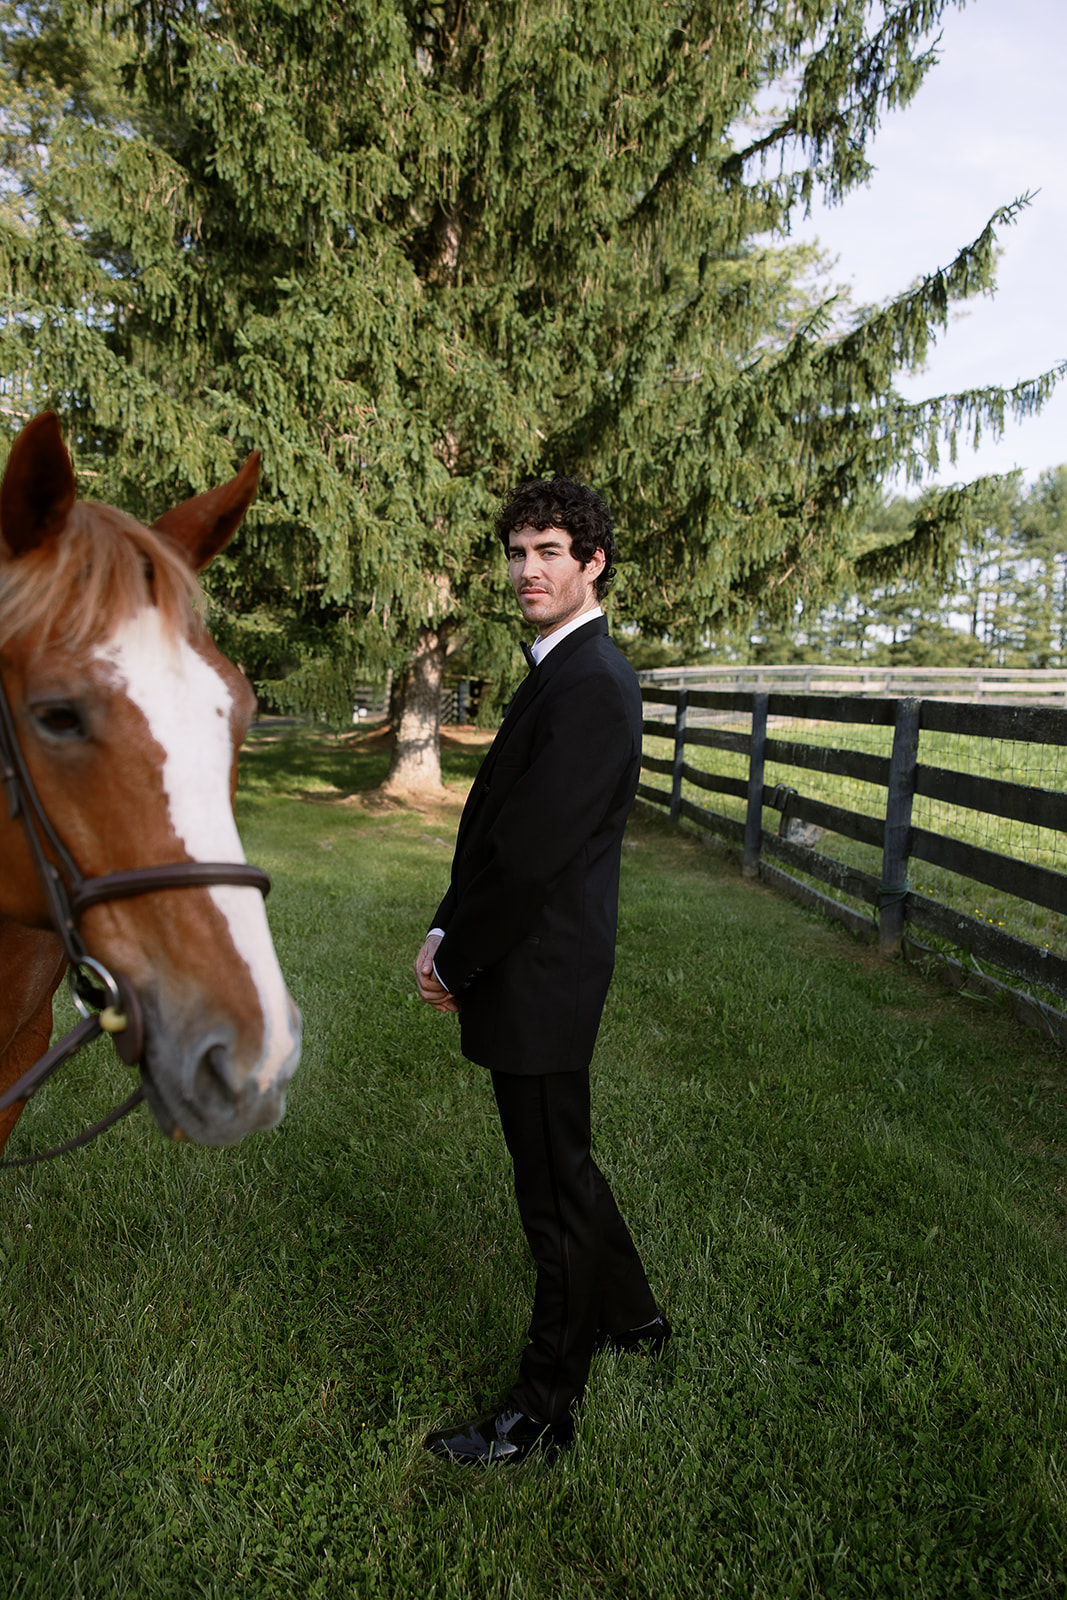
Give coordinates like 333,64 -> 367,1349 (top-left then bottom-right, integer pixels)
387,665 -> 407,730
383,626 -> 448,794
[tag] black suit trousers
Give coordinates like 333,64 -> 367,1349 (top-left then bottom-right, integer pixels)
490,1068 -> 658,1424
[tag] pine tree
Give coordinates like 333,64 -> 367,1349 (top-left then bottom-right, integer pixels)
1016,467 -> 1067,668
2,1 -> 1062,786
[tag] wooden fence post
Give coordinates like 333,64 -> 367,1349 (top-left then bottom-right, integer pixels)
879,696 -> 921,957
743,692 -> 768,878
670,690 -> 688,824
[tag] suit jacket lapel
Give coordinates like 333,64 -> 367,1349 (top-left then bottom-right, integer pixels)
497,662 -> 544,730
535,613 -> 609,675
452,615 -> 609,854
495,615 -> 607,750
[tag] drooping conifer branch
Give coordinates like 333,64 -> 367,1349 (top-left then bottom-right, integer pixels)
0,0 -> 1060,782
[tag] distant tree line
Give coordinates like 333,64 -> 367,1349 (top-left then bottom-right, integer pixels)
626,467 -> 1067,672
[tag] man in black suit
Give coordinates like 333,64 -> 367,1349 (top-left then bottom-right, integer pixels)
415,476 -> 669,1464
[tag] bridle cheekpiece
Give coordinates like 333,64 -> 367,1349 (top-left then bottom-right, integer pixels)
0,662 -> 270,1168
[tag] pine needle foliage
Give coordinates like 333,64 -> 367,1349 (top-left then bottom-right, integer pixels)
1,1 -> 1062,764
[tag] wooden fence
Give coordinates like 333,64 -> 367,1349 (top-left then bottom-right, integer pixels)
638,664 -> 1067,705
638,685 -> 1067,1035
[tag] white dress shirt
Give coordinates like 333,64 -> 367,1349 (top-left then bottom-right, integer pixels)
527,605 -> 603,665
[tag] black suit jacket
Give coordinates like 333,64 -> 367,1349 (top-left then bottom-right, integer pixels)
432,615 -> 642,1074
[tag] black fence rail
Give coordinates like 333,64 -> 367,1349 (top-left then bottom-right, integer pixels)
348,681 -> 482,725
639,686 -> 1067,1032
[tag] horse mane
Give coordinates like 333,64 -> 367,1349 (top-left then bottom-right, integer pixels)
0,501 -> 203,654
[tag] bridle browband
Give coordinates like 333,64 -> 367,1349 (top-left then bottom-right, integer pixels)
0,660 -> 270,1168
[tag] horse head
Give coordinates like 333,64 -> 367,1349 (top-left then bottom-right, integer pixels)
0,413 -> 302,1146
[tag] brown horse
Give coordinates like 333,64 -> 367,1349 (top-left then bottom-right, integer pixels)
0,412 -> 301,1157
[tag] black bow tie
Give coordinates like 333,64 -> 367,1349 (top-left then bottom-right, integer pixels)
521,642 -> 537,670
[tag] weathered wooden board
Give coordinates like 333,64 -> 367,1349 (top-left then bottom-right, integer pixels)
920,700 -> 1067,745
916,764 -> 1067,832
764,738 -> 891,788
910,828 -> 1067,917
904,893 -> 1067,998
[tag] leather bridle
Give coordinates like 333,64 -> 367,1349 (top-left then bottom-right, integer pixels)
0,663 -> 270,1168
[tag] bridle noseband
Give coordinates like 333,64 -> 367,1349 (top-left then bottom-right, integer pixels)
0,665 -> 270,1168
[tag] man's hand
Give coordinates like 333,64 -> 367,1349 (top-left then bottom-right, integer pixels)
415,933 -> 460,1013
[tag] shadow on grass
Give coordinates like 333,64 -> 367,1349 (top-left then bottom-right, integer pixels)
239,722 -> 492,800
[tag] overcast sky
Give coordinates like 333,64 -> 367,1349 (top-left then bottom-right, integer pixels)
786,0 -> 1065,491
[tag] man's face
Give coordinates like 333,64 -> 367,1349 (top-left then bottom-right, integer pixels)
507,523 -> 606,639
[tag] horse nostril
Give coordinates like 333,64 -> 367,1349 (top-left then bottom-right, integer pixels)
192,1042 -> 237,1118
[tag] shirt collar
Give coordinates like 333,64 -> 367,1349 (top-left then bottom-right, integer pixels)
529,606 -> 603,666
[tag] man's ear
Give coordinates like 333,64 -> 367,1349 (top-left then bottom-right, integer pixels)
584,545 -> 607,580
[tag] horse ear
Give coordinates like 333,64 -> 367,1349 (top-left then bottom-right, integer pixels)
152,452 -> 261,571
0,412 -> 77,557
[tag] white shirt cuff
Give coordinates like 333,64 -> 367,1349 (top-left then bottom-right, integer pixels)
426,929 -> 450,993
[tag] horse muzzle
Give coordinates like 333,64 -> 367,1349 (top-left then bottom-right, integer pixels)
135,987 -> 303,1147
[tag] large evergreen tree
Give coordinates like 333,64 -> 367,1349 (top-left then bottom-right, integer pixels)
2,0 -> 1061,787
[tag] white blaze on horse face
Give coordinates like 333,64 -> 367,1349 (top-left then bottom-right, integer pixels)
93,609 -> 298,1091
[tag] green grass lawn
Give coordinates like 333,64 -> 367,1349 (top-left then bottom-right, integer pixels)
3,727 -> 1067,1597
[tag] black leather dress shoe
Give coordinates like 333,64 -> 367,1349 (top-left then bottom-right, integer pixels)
593,1310 -> 672,1355
424,1403 -> 573,1463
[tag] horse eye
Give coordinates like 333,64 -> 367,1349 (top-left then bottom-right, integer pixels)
32,704 -> 87,739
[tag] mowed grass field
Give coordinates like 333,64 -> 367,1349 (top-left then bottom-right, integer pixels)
3,725 -> 1067,1598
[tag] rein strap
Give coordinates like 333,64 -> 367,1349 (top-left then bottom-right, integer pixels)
0,1087 -> 146,1170
0,1015 -> 102,1116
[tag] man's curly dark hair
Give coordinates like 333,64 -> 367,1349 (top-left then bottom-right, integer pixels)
495,476 -> 616,601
